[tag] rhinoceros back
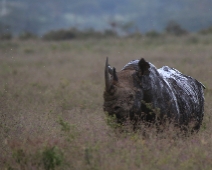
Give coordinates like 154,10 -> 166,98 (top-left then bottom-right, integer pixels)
158,66 -> 205,126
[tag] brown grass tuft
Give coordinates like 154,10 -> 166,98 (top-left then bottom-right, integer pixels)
1,36 -> 212,169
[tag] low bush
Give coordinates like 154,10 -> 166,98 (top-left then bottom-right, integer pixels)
0,33 -> 12,40
19,32 -> 37,40
42,28 -> 118,41
145,30 -> 160,38
165,21 -> 188,36
43,29 -> 77,41
199,26 -> 212,35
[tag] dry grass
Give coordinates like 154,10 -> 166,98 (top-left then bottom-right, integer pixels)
1,35 -> 212,169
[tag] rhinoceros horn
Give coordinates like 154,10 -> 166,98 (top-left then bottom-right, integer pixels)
105,57 -> 118,92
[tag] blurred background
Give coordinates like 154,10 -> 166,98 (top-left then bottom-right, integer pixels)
1,0 -> 212,39
1,1 -> 212,169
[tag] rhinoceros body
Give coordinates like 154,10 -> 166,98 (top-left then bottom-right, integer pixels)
103,58 -> 205,130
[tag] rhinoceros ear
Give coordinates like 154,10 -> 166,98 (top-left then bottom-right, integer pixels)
112,67 -> 118,82
105,57 -> 118,92
138,58 -> 150,75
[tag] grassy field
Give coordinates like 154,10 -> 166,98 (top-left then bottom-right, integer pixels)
1,35 -> 212,170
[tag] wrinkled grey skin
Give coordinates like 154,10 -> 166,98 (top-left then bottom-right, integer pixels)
103,58 -> 205,130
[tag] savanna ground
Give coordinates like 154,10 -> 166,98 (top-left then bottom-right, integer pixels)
1,34 -> 212,170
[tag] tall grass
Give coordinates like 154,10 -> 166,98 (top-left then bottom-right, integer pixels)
1,35 -> 212,169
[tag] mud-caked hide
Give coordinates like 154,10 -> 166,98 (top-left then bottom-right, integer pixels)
103,58 -> 205,130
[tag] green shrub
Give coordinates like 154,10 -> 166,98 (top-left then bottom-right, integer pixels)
13,149 -> 27,164
42,28 -> 118,41
43,29 -> 76,41
186,36 -> 199,44
105,113 -> 121,129
11,146 -> 64,170
127,32 -> 142,38
0,33 -> 12,40
80,28 -> 103,39
42,146 -> 64,170
104,29 -> 117,37
199,26 -> 212,35
165,20 -> 188,36
145,30 -> 160,38
19,32 -> 37,40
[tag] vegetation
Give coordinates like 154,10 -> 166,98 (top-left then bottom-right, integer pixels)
2,0 -> 212,34
0,33 -> 12,40
199,26 -> 212,35
0,24 -> 12,40
1,35 -> 212,169
42,28 -> 117,41
145,30 -> 160,38
1,21 -> 212,41
18,32 -> 38,40
165,20 -> 188,36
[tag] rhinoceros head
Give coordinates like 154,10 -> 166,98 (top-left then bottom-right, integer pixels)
103,57 -> 150,123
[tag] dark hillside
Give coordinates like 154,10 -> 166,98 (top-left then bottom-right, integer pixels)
1,0 -> 212,34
